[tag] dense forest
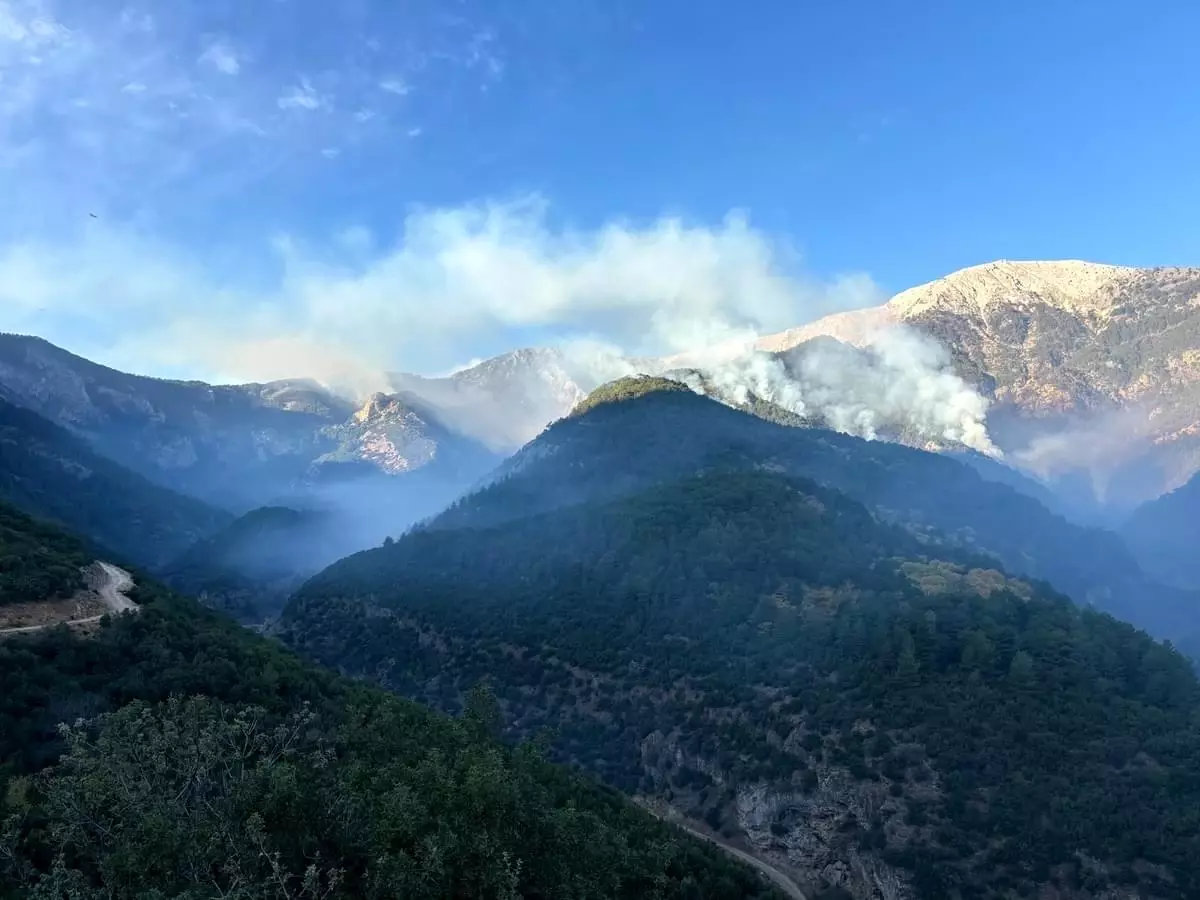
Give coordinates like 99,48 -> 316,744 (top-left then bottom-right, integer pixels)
288,468 -> 1200,899
439,381 -> 1200,644
0,504 -> 91,606
0,398 -> 230,568
0,499 -> 780,899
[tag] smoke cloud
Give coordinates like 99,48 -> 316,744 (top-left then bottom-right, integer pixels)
659,328 -> 1001,457
0,194 -> 1002,457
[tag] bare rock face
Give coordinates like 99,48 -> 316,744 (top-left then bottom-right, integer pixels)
315,393 -> 441,474
759,261 -> 1200,509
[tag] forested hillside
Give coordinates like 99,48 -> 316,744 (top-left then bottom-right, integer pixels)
0,397 -> 230,568
448,379 -> 1199,644
1123,471 -> 1200,590
287,468 -> 1200,899
0,504 -> 91,605
0,499 -> 778,899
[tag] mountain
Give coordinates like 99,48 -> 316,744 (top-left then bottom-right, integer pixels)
0,333 -> 352,510
436,377 -> 1197,643
285,464 -> 1200,899
0,334 -> 498,518
390,346 -> 590,451
0,499 -> 781,899
0,395 -> 230,568
760,261 -> 1200,511
1122,471 -> 1200,591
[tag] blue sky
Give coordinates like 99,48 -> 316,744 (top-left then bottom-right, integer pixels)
1,0 -> 1198,384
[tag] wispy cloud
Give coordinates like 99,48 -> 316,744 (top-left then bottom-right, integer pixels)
277,77 -> 325,111
379,76 -> 409,96
0,0 -> 507,236
198,38 -> 239,75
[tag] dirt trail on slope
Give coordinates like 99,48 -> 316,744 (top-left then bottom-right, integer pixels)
89,562 -> 136,613
639,801 -> 808,900
0,562 -> 137,636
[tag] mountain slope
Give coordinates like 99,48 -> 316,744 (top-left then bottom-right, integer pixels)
0,502 -> 92,605
760,260 -> 1200,509
0,501 -> 781,899
0,333 -> 352,510
286,468 -> 1200,899
0,396 -> 230,567
159,506 -> 343,621
0,334 -> 498,520
1122,471 -> 1200,591
441,378 -> 1196,642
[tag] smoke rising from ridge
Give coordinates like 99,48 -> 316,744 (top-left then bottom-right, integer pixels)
639,328 -> 1000,457
0,195 -> 1000,455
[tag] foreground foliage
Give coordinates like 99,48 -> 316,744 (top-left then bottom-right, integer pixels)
0,500 -> 779,899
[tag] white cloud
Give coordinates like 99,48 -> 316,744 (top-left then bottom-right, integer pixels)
198,38 -> 239,75
0,196 -> 882,389
277,77 -> 325,111
379,76 -> 409,95
0,0 -> 69,52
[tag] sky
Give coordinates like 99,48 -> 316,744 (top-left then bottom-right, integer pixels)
1,0 -> 1199,384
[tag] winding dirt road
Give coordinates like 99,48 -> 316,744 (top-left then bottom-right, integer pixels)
674,820 -> 808,900
640,801 -> 808,900
92,562 -> 136,613
0,562 -> 137,636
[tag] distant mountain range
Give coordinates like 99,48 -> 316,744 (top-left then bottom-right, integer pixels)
0,333 -> 498,528
4,259 -> 1199,522
5,259 -> 1200,899
2,257 -> 1198,591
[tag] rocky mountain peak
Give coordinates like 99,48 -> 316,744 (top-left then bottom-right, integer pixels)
887,259 -> 1139,319
352,392 -> 404,424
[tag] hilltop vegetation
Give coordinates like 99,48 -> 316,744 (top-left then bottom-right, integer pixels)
0,504 -> 91,606
570,375 -> 692,417
0,499 -> 779,899
287,468 -> 1200,899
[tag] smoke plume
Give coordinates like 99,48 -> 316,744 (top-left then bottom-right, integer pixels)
655,328 -> 1000,457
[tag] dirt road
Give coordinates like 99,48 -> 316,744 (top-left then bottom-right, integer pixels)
92,562 -> 136,613
0,562 -> 137,636
641,802 -> 808,900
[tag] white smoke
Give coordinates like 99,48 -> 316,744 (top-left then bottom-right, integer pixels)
0,193 -> 1001,456
657,327 -> 1001,457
